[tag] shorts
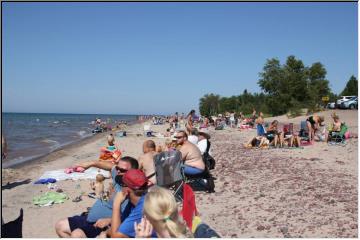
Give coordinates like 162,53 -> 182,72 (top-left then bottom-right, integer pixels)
68,215 -> 105,238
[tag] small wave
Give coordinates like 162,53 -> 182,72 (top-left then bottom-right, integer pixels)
78,130 -> 87,137
53,121 -> 60,124
41,139 -> 59,145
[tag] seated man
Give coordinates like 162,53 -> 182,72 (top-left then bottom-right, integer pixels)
138,140 -> 157,185
175,130 -> 205,175
55,157 -> 138,238
110,169 -> 156,238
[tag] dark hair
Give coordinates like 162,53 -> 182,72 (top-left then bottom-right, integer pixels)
187,109 -> 195,117
190,128 -> 198,136
121,156 -> 139,169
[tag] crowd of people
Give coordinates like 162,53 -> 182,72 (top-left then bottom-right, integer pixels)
55,109 -> 217,238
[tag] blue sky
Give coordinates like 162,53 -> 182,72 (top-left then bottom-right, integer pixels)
2,2 -> 358,115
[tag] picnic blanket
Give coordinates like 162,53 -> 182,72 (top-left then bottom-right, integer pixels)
38,167 -> 110,181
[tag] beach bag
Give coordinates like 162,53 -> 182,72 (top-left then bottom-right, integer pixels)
1,209 -> 23,238
202,140 -> 215,170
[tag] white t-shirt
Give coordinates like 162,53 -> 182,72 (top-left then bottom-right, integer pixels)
197,139 -> 210,155
188,135 -> 199,145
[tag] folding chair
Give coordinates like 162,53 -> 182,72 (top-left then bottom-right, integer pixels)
153,150 -> 184,202
299,121 -> 310,142
328,123 -> 348,146
184,165 -> 215,193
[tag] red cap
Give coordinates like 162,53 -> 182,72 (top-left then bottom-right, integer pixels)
122,169 -> 148,190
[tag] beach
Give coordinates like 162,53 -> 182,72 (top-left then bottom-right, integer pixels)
1,110 -> 358,238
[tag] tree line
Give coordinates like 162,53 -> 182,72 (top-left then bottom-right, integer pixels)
199,55 -> 358,117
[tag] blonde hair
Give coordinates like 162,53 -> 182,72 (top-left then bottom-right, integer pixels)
107,134 -> 115,145
143,186 -> 190,238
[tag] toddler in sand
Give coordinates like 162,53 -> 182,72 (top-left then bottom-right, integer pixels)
99,134 -> 121,163
90,174 -> 105,199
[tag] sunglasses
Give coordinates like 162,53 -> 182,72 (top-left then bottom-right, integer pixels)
115,166 -> 128,173
175,136 -> 184,139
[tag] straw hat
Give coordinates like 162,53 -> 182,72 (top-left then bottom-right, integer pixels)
198,129 -> 211,139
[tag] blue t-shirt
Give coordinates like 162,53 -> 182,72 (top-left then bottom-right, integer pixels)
86,167 -> 128,222
117,195 -> 157,238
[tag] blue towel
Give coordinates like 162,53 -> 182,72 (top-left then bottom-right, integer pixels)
34,178 -> 57,184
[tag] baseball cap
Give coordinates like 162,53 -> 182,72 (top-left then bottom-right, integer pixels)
122,169 -> 148,190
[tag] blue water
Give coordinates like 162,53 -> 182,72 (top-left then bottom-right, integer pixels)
2,113 -> 138,167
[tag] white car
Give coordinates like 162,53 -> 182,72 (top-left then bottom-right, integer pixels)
326,102 -> 336,109
336,96 -> 357,108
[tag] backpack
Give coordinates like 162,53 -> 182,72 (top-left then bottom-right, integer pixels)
202,140 -> 215,170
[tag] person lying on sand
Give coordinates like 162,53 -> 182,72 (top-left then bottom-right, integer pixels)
175,130 -> 205,175
138,140 -> 157,185
55,157 -> 138,238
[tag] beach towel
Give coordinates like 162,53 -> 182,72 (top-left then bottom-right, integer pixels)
181,183 -> 198,230
32,192 -> 68,206
38,167 -> 110,181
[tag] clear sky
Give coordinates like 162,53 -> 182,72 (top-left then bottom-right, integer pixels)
2,2 -> 358,115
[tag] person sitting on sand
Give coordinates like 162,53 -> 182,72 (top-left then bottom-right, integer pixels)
306,115 -> 325,142
197,129 -> 211,155
55,157 -> 138,238
108,169 -> 156,238
265,120 -> 284,147
188,128 -> 199,145
175,130 -> 205,175
138,140 -> 157,185
135,186 -> 192,238
99,134 -> 121,163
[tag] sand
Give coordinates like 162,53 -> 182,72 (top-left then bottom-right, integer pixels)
1,110 -> 358,238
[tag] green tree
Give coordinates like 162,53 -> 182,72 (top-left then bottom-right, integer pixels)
308,62 -> 331,107
199,93 -> 221,116
341,75 -> 358,96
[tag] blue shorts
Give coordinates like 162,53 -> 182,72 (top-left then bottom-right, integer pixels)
68,215 -> 105,238
183,165 -> 204,175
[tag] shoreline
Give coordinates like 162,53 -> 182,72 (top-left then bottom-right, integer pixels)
2,120 -> 140,169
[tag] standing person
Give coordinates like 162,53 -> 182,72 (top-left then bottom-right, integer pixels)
174,112 -> 179,129
2,135 -> 7,160
185,110 -> 196,134
175,130 -> 205,175
229,112 -> 235,128
306,115 -> 325,142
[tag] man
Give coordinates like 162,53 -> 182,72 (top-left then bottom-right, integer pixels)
110,169 -> 155,238
55,156 -> 138,238
138,140 -> 157,185
175,130 -> 205,175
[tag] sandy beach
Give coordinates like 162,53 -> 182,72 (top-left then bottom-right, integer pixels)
1,110 -> 358,238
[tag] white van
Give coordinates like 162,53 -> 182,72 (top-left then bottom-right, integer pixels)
336,96 -> 356,107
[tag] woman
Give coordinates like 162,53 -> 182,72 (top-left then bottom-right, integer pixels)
266,120 -> 284,147
134,186 -> 191,238
306,115 -> 325,142
185,110 -> 196,134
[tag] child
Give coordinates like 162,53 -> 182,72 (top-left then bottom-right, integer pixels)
90,174 -> 105,199
99,134 -> 121,163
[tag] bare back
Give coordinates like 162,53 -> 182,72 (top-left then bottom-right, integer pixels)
180,141 -> 205,170
138,151 -> 157,184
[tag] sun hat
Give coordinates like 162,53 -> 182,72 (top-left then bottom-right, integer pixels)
198,129 -> 211,139
122,169 -> 148,190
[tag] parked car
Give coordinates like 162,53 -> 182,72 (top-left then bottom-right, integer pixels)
336,96 -> 357,108
326,102 -> 336,109
339,96 -> 358,109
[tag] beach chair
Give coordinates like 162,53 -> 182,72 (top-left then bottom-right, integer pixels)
299,121 -> 310,142
328,123 -> 348,146
256,124 -> 266,136
184,164 -> 215,193
143,124 -> 153,137
153,150 -> 184,202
